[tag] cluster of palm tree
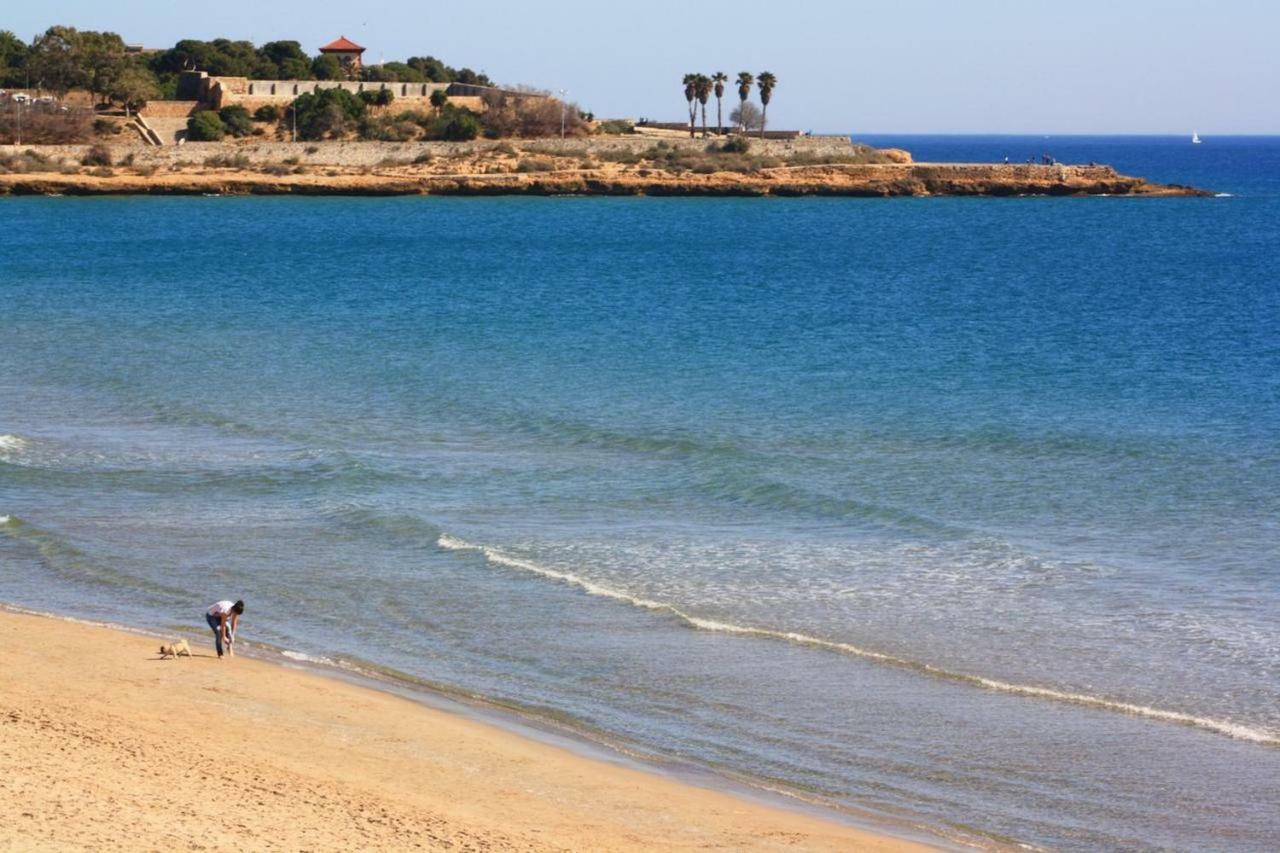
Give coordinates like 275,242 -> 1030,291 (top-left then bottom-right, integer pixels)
682,70 -> 776,138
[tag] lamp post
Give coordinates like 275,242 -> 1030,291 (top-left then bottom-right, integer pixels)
559,88 -> 567,139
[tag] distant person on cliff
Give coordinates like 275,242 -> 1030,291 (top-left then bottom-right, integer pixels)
206,599 -> 244,658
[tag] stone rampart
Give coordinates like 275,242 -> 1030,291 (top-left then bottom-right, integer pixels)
20,136 -> 859,165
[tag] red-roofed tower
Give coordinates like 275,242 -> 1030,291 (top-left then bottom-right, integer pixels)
318,36 -> 366,75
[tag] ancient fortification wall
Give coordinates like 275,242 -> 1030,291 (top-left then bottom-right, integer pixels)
29,136 -> 858,166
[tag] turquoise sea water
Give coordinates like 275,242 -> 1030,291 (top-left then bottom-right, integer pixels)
2,136 -> 1278,850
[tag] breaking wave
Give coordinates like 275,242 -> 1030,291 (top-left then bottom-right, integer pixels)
437,533 -> 1279,746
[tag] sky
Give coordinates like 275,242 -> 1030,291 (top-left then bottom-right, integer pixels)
7,0 -> 1278,133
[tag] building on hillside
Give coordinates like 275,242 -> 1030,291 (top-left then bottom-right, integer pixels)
318,36 -> 366,75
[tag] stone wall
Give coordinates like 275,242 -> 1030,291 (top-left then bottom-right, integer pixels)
13,136 -> 860,166
139,101 -> 200,118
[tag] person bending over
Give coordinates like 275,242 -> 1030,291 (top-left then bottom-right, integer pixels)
206,599 -> 244,658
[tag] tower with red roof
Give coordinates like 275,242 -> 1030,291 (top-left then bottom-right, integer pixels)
318,36 -> 366,75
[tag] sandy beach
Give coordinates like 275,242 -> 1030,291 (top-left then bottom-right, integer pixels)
0,608 -> 931,852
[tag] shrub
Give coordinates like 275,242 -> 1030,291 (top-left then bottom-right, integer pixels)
93,117 -> 122,136
203,153 -> 251,169
715,136 -> 752,154
412,151 -> 434,165
515,157 -> 556,173
120,152 -> 136,167
598,149 -> 643,165
219,106 -> 254,138
479,91 -> 586,138
260,163 -> 291,176
595,119 -> 634,135
420,107 -> 480,142
187,110 -> 225,142
358,89 -> 395,107
0,106 -> 93,145
492,142 -> 518,156
89,166 -> 114,178
290,89 -> 367,141
283,156 -> 300,165
81,144 -> 113,167
305,145 -> 319,154
253,105 -> 281,122
360,116 -> 420,142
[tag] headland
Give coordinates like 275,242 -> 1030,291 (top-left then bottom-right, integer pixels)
0,138 -> 1206,197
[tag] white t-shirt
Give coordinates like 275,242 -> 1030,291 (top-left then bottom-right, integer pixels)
208,600 -> 235,617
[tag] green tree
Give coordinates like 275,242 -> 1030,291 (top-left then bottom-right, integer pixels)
682,73 -> 697,138
0,30 -> 30,88
429,88 -> 448,115
376,61 -> 426,83
694,74 -> 712,137
186,109 -> 225,141
78,31 -> 127,105
258,40 -> 309,78
289,87 -> 366,140
711,72 -> 727,134
108,64 -> 159,115
311,54 -> 344,81
756,71 -> 776,138
219,104 -> 253,136
28,26 -> 87,97
735,72 -> 754,132
432,108 -> 479,141
406,55 -> 449,82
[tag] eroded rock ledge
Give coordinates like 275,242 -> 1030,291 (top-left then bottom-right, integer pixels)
0,140 -> 1207,197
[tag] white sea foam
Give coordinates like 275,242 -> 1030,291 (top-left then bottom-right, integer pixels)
0,515 -> 11,525
1215,193 -> 1235,198
281,649 -> 340,667
437,533 -> 1280,747
0,434 -> 29,455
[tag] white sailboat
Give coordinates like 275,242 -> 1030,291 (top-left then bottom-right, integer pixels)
1192,131 -> 1202,144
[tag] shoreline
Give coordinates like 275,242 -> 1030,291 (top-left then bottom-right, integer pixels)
0,140 -> 1208,197
0,162 -> 1206,198
0,605 -> 947,851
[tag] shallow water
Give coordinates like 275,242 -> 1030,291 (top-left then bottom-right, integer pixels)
2,136 -> 1279,850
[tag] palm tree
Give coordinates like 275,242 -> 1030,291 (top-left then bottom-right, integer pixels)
756,71 -> 777,139
694,74 -> 713,137
683,73 -> 698,138
735,72 -> 754,132
712,72 -> 728,135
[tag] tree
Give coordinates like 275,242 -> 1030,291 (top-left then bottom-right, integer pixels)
289,87 -> 366,140
28,26 -> 87,97
756,71 -> 776,138
186,109 -> 225,141
735,72 -> 754,131
429,88 -> 448,115
108,64 -> 159,115
711,72 -> 727,134
311,54 -> 344,81
0,30 -> 29,88
682,73 -> 697,138
219,104 -> 253,136
258,40 -> 309,78
694,74 -> 712,137
406,55 -> 449,82
730,101 -> 763,132
78,30 -> 127,105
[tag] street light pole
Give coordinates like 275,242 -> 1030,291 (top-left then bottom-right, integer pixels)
559,88 -> 567,139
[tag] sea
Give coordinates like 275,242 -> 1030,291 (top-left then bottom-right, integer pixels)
2,135 -> 1278,850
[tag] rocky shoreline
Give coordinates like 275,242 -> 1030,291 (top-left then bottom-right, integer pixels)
0,140 -> 1208,198
0,164 -> 1208,198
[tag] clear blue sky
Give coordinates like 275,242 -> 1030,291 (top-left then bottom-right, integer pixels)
8,0 -> 1278,133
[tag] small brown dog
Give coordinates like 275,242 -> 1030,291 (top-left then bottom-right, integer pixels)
159,639 -> 192,659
